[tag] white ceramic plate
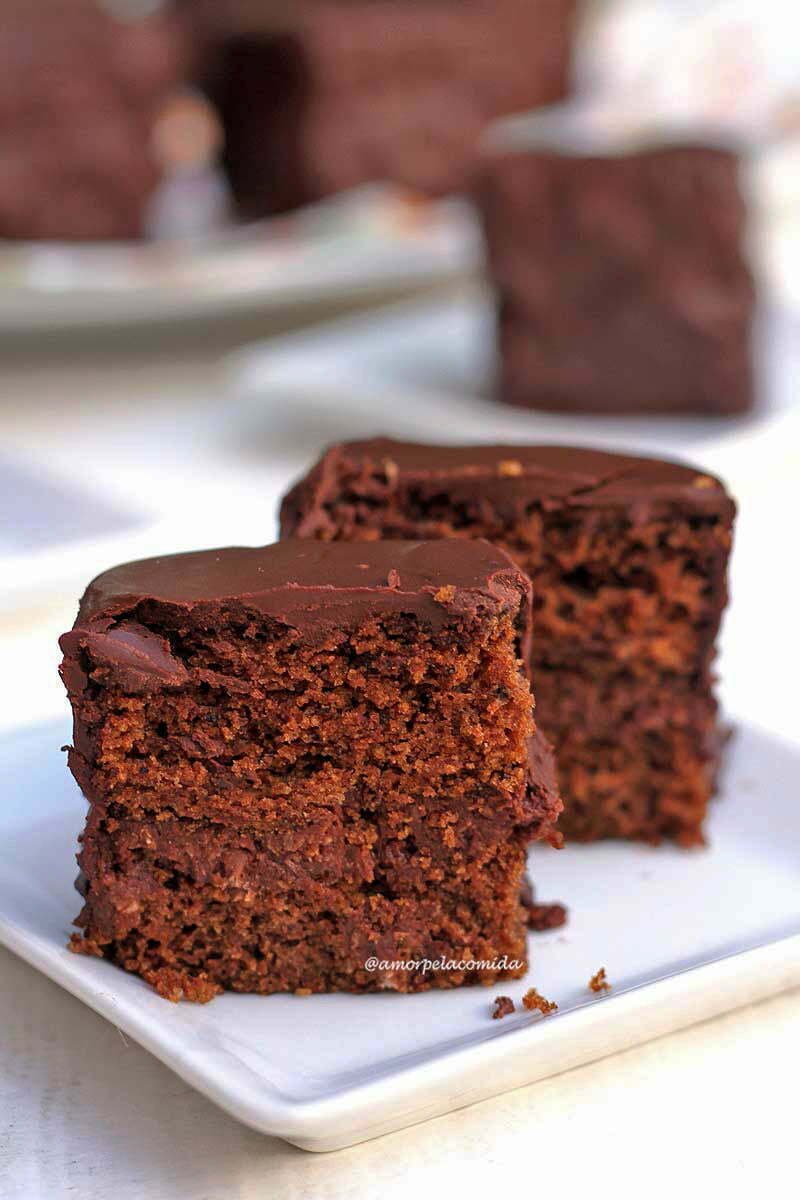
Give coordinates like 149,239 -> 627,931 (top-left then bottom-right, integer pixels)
2,288 -> 798,1151
0,716 -> 798,1152
0,190 -> 480,333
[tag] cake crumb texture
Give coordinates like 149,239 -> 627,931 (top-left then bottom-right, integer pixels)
588,967 -> 611,993
280,440 -> 736,844
60,541 -> 561,999
522,987 -> 558,1015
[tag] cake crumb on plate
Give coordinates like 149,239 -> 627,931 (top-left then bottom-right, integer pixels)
522,987 -> 558,1015
588,968 -> 611,993
492,996 -> 515,1019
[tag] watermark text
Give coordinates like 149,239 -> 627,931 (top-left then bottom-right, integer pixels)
364,955 -> 523,974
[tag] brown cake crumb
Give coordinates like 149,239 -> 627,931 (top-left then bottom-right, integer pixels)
588,967 -> 611,993
522,987 -> 558,1015
526,902 -> 568,932
68,931 -> 103,959
492,995 -> 515,1019
142,966 -> 223,1004
433,585 -> 455,603
520,876 -> 568,931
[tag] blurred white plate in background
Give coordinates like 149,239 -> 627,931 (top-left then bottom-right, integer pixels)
0,188 -> 481,334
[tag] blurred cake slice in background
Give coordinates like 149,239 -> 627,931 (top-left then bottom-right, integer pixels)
477,118 -> 756,414
0,0 -> 578,241
198,0 -> 578,219
0,0 -> 195,240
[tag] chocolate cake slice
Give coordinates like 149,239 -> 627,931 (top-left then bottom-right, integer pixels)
2,0 -> 576,239
477,142 -> 755,414
202,0 -> 578,217
0,0 -> 193,240
280,440 -> 736,845
60,540 -> 561,1001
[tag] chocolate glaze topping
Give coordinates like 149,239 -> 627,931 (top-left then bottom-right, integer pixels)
59,621 -> 189,696
281,438 -> 733,532
60,539 -> 539,814
74,539 -> 527,619
61,541 -> 531,697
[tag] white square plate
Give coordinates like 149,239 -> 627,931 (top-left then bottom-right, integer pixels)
1,715 -> 798,1152
0,190 -> 480,334
2,291 -> 798,1152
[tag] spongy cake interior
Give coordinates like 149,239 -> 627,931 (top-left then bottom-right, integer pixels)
62,541 -> 559,999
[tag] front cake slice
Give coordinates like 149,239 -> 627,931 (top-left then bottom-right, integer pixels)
60,540 -> 560,1000
280,439 -> 736,845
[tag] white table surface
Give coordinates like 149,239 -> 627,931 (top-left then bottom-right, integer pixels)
1,297 -> 797,1197
2,942 -> 797,1199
